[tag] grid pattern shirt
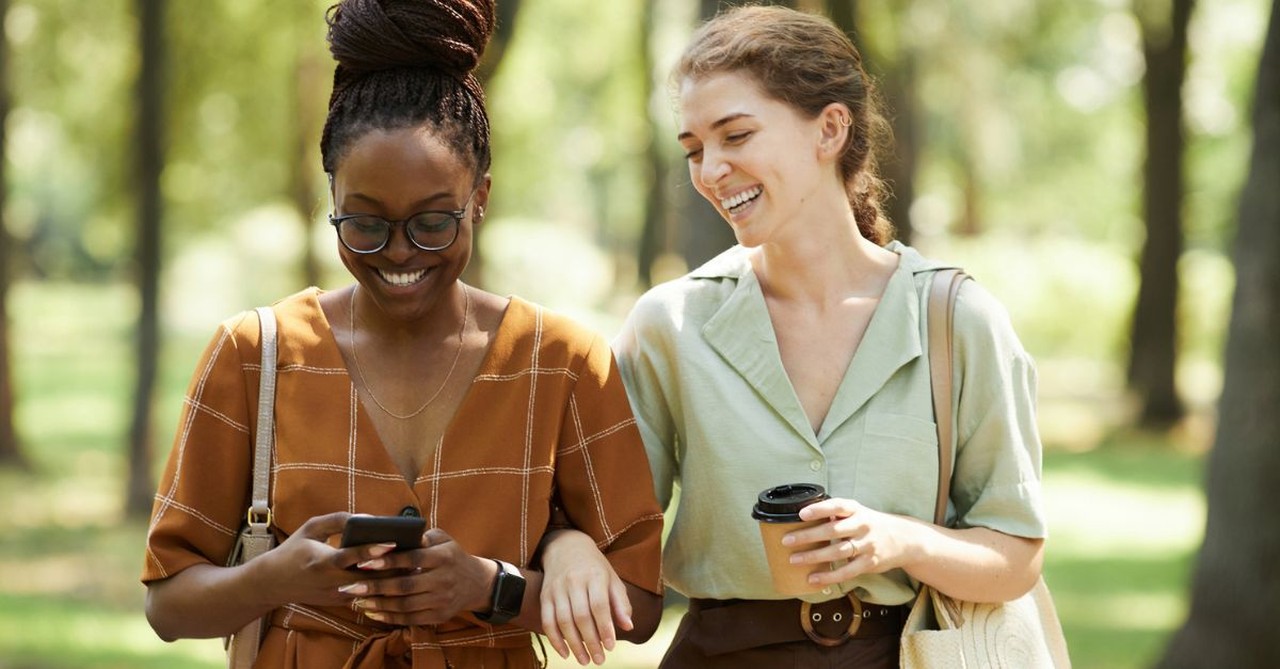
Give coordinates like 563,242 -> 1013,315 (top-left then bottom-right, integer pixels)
143,288 -> 663,668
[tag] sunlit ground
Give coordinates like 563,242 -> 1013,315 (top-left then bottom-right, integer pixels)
0,275 -> 1208,668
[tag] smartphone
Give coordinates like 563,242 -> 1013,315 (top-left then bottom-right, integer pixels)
340,515 -> 426,552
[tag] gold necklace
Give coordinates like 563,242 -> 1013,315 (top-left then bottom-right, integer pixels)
347,284 -> 470,420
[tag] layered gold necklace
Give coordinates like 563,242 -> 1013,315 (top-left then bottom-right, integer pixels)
347,284 -> 470,420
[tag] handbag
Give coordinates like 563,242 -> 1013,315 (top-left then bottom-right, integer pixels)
223,306 -> 280,669
899,269 -> 1071,668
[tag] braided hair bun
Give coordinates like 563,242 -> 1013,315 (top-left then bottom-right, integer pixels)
321,0 -> 497,177
326,0 -> 495,78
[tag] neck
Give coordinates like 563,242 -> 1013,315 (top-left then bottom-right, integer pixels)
351,282 -> 466,345
750,208 -> 895,307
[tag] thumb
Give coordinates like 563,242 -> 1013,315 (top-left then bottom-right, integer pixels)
609,575 -> 634,631
296,511 -> 353,541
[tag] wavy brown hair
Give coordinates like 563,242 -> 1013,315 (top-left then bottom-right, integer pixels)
321,0 -> 496,184
673,5 -> 895,245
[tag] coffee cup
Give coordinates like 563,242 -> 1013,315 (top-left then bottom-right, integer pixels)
751,483 -> 830,596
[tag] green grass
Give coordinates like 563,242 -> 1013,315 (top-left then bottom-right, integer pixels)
0,280 -> 1208,668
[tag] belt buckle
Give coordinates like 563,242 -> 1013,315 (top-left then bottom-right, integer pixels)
799,594 -> 862,647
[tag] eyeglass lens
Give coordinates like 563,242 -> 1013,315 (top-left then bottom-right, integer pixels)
338,213 -> 458,252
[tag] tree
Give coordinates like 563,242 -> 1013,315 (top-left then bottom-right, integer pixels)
1128,0 -> 1195,428
0,0 -> 26,470
1156,3 -> 1280,666
125,0 -> 165,518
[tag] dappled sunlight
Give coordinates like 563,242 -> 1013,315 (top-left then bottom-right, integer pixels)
1045,469 -> 1204,556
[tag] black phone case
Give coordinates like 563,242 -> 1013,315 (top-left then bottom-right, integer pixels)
340,515 -> 426,551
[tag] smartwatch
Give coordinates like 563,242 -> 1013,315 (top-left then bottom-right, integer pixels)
475,559 -> 526,625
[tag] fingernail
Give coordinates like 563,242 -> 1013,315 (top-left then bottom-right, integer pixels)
789,555 -> 802,564
370,543 -> 397,556
365,611 -> 387,622
781,535 -> 795,546
357,559 -> 385,570
339,583 -> 367,595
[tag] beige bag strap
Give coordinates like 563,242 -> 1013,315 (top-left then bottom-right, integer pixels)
249,306 -> 277,530
227,307 -> 278,669
927,269 -> 969,526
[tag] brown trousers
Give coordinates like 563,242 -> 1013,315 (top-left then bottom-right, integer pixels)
659,598 -> 903,669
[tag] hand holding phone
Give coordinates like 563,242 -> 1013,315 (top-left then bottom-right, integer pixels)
340,515 -> 426,552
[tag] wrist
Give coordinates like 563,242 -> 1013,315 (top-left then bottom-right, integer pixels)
470,555 -> 501,613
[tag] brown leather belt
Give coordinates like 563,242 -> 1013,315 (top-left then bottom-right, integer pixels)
688,595 -> 908,649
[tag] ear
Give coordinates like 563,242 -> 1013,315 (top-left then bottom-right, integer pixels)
816,102 -> 854,162
472,173 -> 493,224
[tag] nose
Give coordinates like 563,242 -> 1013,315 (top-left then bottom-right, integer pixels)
381,221 -> 418,264
697,149 -> 731,188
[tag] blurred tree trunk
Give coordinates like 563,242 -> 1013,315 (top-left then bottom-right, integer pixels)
881,54 -> 919,245
291,47 -> 324,289
1156,4 -> 1280,665
466,0 -> 521,290
126,0 -> 165,519
637,0 -> 668,288
1128,0 -> 1193,428
0,0 -> 25,470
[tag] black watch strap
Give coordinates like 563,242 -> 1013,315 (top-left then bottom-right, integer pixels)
475,559 -> 526,626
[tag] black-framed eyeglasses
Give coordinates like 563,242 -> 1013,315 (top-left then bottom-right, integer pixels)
328,187 -> 478,254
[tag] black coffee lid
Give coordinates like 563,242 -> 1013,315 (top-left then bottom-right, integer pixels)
751,483 -> 829,522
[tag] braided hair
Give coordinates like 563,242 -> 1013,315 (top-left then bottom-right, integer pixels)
321,0 -> 496,183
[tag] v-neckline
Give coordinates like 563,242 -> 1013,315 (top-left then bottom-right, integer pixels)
311,287 -> 519,489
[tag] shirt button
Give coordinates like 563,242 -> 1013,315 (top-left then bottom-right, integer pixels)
399,506 -> 420,518
809,460 -> 822,472
822,586 -> 834,596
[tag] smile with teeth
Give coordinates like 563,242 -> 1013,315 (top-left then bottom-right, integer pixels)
377,268 -> 428,287
720,186 -> 762,214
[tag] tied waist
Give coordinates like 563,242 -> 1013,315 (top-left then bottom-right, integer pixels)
687,595 -> 909,654
268,605 -> 532,669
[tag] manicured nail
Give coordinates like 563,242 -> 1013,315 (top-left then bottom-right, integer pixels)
339,583 -> 367,595
369,543 -> 398,556
357,559 -> 385,570
365,611 -> 387,622
781,535 -> 795,546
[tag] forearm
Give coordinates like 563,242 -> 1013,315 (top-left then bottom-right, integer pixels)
145,560 -> 281,641
617,582 -> 661,643
898,519 -> 1043,603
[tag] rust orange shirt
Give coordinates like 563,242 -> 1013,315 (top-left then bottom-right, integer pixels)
143,288 -> 662,668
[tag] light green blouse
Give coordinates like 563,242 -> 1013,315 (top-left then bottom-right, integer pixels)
612,241 -> 1047,606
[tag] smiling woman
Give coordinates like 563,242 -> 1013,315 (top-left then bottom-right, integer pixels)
138,1 -> 663,667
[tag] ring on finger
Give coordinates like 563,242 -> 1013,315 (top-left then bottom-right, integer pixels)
842,539 -> 857,554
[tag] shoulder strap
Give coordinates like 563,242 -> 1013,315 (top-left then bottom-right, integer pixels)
250,306 -> 278,528
927,269 -> 970,527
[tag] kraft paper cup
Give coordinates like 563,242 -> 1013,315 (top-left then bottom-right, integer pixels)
752,483 -> 830,596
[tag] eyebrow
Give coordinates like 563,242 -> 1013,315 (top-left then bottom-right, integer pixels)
344,189 -> 458,210
677,112 -> 754,142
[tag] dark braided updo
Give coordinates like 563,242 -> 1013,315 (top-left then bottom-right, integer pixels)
321,0 -> 496,183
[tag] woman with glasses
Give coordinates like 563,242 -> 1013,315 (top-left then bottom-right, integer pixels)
141,1 -> 662,666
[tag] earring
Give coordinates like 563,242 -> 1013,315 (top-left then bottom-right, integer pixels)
839,115 -> 853,127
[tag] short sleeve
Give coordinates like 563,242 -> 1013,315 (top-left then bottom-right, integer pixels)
612,293 -> 680,511
948,282 -> 1048,539
553,334 -> 664,596
142,312 -> 260,583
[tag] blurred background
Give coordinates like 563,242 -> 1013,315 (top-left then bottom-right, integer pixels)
0,0 -> 1276,667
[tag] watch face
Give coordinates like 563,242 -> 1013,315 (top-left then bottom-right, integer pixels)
479,560 -> 526,625
494,561 -> 527,615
